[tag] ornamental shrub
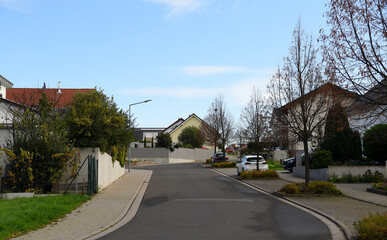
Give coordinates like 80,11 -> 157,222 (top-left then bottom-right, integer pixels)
205,159 -> 212,164
311,150 -> 333,169
240,169 -> 279,179
372,182 -> 387,191
279,181 -> 342,195
363,124 -> 387,164
212,162 -> 236,168
354,213 -> 387,240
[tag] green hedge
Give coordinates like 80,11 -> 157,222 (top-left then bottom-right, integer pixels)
279,181 -> 342,195
240,169 -> 279,179
212,162 -> 236,168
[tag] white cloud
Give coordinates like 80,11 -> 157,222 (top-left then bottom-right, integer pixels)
118,77 -> 269,105
181,65 -> 250,76
143,0 -> 204,17
0,0 -> 29,12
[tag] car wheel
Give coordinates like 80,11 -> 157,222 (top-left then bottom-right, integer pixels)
237,168 -> 240,176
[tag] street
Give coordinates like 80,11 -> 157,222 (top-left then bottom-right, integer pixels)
99,163 -> 332,240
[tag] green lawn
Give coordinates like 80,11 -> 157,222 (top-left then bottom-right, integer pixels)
0,194 -> 91,240
267,159 -> 283,170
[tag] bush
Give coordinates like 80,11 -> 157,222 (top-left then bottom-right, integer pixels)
174,142 -> 184,149
329,170 -> 384,183
240,169 -> 279,179
311,150 -> 333,169
363,124 -> 387,164
212,162 -> 236,168
310,150 -> 333,169
354,213 -> 387,240
205,159 -> 212,164
279,181 -> 342,195
155,132 -> 172,149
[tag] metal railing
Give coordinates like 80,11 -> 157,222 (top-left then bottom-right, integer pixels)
64,155 -> 98,195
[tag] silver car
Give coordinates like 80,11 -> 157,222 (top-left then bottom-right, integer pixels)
237,155 -> 268,176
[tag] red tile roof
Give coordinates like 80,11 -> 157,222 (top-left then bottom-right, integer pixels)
6,88 -> 95,108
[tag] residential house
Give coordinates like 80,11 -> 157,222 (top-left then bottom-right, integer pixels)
275,83 -> 359,163
348,80 -> 387,136
164,113 -> 214,149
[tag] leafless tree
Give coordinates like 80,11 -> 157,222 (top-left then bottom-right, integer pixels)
233,127 -> 246,158
321,0 -> 387,124
202,95 -> 234,154
240,87 -> 268,170
267,20 -> 327,185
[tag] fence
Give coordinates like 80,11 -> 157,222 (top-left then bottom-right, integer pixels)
130,147 -> 212,164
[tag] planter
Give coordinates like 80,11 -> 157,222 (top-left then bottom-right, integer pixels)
366,188 -> 387,196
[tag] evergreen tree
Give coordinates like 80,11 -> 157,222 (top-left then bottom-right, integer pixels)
321,103 -> 362,162
178,126 -> 205,149
363,124 -> 387,164
155,132 -> 172,149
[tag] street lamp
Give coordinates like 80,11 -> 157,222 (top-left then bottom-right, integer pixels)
127,99 -> 151,173
128,99 -> 152,128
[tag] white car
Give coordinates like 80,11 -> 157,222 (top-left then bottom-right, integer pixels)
237,155 -> 268,176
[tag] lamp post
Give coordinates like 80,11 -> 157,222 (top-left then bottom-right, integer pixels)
127,99 -> 152,172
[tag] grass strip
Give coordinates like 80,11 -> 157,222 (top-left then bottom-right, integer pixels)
0,194 -> 91,240
268,160 -> 283,170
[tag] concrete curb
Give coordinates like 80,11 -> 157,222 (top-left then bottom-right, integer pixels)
209,167 -> 353,240
83,170 -> 153,240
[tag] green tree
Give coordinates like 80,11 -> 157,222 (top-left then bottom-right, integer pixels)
8,92 -> 76,193
363,124 -> 387,164
321,103 -> 362,162
66,90 -> 133,166
178,126 -> 204,149
155,132 -> 172,149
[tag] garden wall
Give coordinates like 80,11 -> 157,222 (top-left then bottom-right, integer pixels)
57,147 -> 125,192
130,147 -> 212,164
293,163 -> 387,181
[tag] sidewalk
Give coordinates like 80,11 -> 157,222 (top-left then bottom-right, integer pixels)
14,169 -> 152,240
213,168 -> 387,239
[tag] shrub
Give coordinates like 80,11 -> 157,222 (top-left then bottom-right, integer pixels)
354,213 -> 387,240
279,183 -> 302,194
363,124 -> 387,164
311,150 -> 333,169
240,169 -> 279,179
279,181 -> 342,195
174,142 -> 184,149
205,159 -> 212,164
155,132 -> 172,149
329,170 -> 384,183
212,162 -> 236,168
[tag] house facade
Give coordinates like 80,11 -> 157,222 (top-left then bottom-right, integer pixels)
276,83 -> 358,162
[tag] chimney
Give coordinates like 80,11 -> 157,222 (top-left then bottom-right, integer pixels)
57,81 -> 62,94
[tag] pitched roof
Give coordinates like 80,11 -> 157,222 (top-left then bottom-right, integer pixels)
279,82 -> 358,111
6,88 -> 95,108
0,74 -> 13,88
164,113 -> 202,134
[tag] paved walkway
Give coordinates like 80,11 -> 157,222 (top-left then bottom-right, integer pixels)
14,169 -> 152,240
214,168 -> 387,239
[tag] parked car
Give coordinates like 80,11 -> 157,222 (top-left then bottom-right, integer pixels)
211,152 -> 229,166
237,155 -> 268,176
283,157 -> 296,172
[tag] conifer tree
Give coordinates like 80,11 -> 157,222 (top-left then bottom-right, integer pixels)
321,103 -> 362,162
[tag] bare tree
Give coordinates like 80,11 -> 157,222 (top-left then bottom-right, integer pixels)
267,20 -> 327,185
202,95 -> 234,154
233,127 -> 246,158
240,87 -> 268,170
321,0 -> 387,124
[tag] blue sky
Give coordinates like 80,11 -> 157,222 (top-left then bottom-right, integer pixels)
0,0 -> 327,127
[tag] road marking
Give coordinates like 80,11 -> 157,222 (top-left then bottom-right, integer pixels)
173,198 -> 253,202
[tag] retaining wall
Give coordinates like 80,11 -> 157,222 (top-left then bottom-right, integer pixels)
130,147 -> 212,164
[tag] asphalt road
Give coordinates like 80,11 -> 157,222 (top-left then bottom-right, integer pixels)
99,163 -> 331,240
